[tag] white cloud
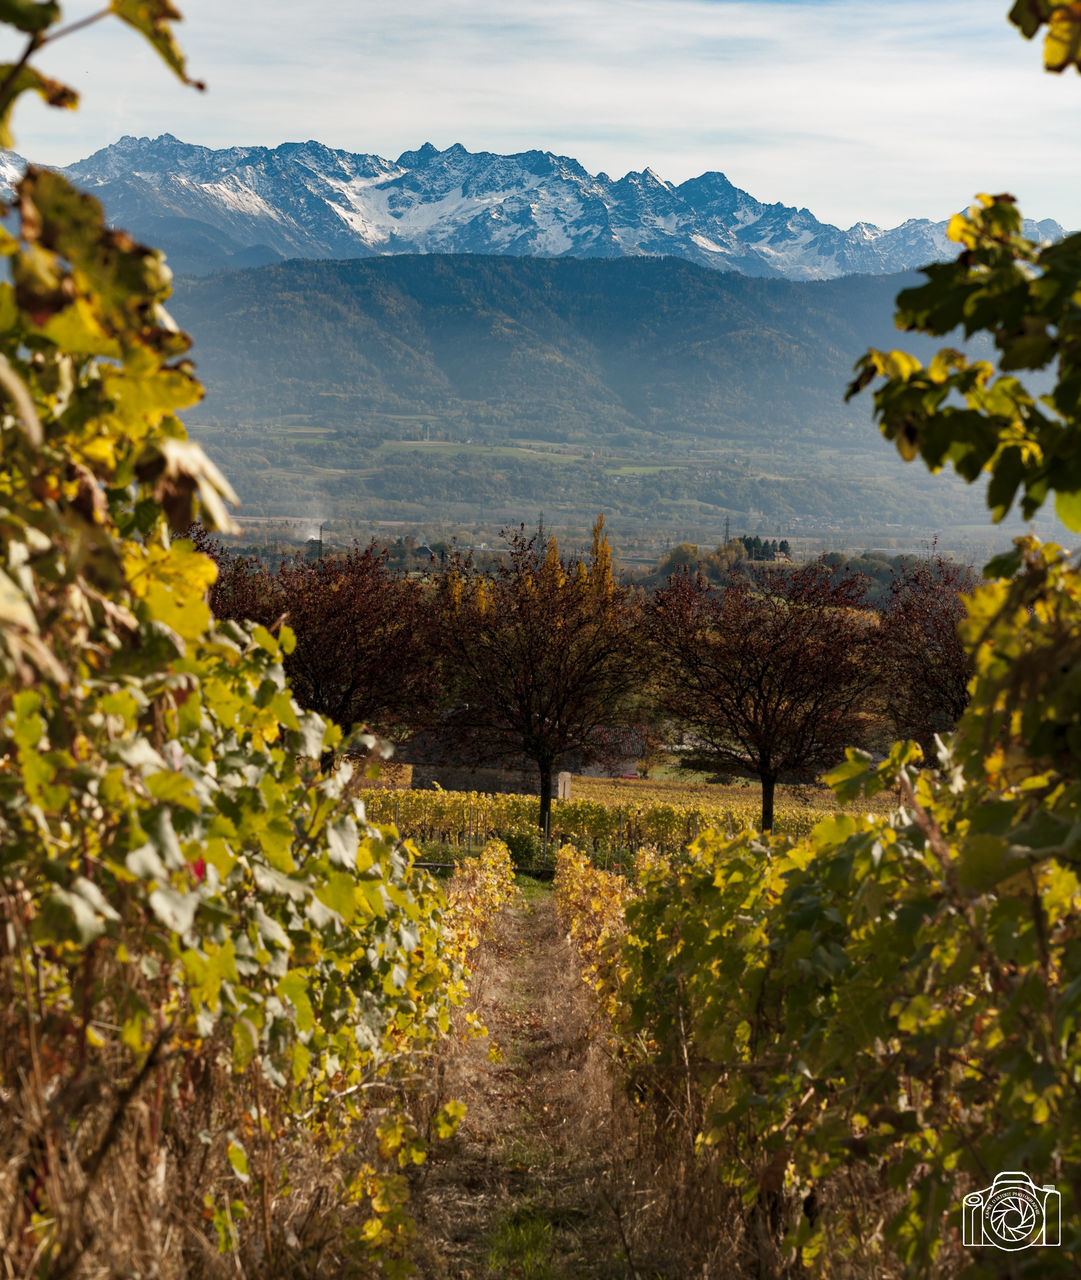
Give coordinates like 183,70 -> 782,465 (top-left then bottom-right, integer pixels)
2,0 -> 1079,228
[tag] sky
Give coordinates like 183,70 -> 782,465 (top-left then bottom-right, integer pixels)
3,0 -> 1081,231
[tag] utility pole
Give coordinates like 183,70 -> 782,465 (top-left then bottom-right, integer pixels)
724,514 -> 730,545
318,523 -> 324,558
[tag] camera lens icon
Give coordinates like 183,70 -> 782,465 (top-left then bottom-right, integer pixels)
963,1172 -> 1061,1251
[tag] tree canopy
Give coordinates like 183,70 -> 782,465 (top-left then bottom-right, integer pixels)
204,536 -> 435,747
437,517 -> 640,832
648,563 -> 879,830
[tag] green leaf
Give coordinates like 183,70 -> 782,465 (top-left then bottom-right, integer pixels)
232,1017 -> 258,1072
0,65 -> 76,148
987,446 -> 1026,522
291,1042 -> 312,1085
148,885 -> 199,934
145,769 -> 198,808
1054,485 -> 1081,531
0,0 -> 59,31
35,885 -> 110,944
358,880 -> 387,918
983,546 -> 1023,579
294,711 -> 326,758
226,1139 -> 250,1183
810,814 -> 858,847
316,870 -> 358,923
326,816 -> 359,869
251,624 -> 278,655
823,749 -> 875,803
957,835 -> 1018,893
1009,0 -> 1048,40
277,971 -> 315,1033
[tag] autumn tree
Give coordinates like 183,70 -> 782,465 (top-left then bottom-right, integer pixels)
188,523 -> 273,621
876,550 -> 977,753
438,517 -> 640,832
648,563 -> 879,830
206,538 -> 434,745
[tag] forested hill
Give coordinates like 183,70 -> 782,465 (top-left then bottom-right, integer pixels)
168,253 -> 1001,534
172,254 -> 919,440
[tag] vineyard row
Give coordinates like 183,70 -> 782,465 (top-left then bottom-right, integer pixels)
364,786 -> 822,857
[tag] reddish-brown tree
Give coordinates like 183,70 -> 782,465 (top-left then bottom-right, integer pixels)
877,552 -> 977,756
438,517 -> 641,833
648,562 -> 879,830
195,530 -> 434,747
188,526 -> 276,626
272,545 -> 433,743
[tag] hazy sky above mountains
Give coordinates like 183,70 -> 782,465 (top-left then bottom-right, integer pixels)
3,0 -> 1079,230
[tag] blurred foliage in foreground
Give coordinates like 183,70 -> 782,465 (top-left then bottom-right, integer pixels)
0,7 -> 510,1276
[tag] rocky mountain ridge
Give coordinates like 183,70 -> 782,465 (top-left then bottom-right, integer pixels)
2,134 -> 1061,279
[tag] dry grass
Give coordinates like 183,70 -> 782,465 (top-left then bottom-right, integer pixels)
1,869 -> 930,1280
612,1092 -> 921,1280
0,1026 -> 424,1279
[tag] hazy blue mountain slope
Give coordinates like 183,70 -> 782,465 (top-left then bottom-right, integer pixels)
168,253 -> 1007,537
171,254 -> 924,437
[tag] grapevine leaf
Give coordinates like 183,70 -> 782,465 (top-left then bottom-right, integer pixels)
1044,2 -> 1081,71
291,1042 -> 311,1085
277,971 -> 315,1033
35,885 -> 108,943
226,1139 -> 249,1182
1054,484 -> 1081,531
317,871 -> 358,923
326,815 -> 359,869
232,1018 -> 258,1072
109,0 -> 206,88
148,885 -> 199,934
0,0 -> 59,32
0,65 -> 76,147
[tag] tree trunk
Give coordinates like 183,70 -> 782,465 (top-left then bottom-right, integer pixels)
538,763 -> 554,837
760,772 -> 777,833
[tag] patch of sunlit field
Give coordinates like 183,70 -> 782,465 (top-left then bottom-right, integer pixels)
570,773 -> 899,816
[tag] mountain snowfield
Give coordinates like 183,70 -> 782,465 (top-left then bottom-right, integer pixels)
2,134 -> 1063,280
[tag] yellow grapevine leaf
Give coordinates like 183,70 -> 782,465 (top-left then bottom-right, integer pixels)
1044,2 -> 1081,71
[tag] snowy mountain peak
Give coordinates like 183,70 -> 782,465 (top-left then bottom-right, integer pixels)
396,141 -> 439,165
23,135 -> 1065,280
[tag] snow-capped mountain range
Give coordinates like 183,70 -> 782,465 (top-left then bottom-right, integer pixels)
1,134 -> 1065,280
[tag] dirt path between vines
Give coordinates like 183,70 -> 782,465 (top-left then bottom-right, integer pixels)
412,884 -> 648,1280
